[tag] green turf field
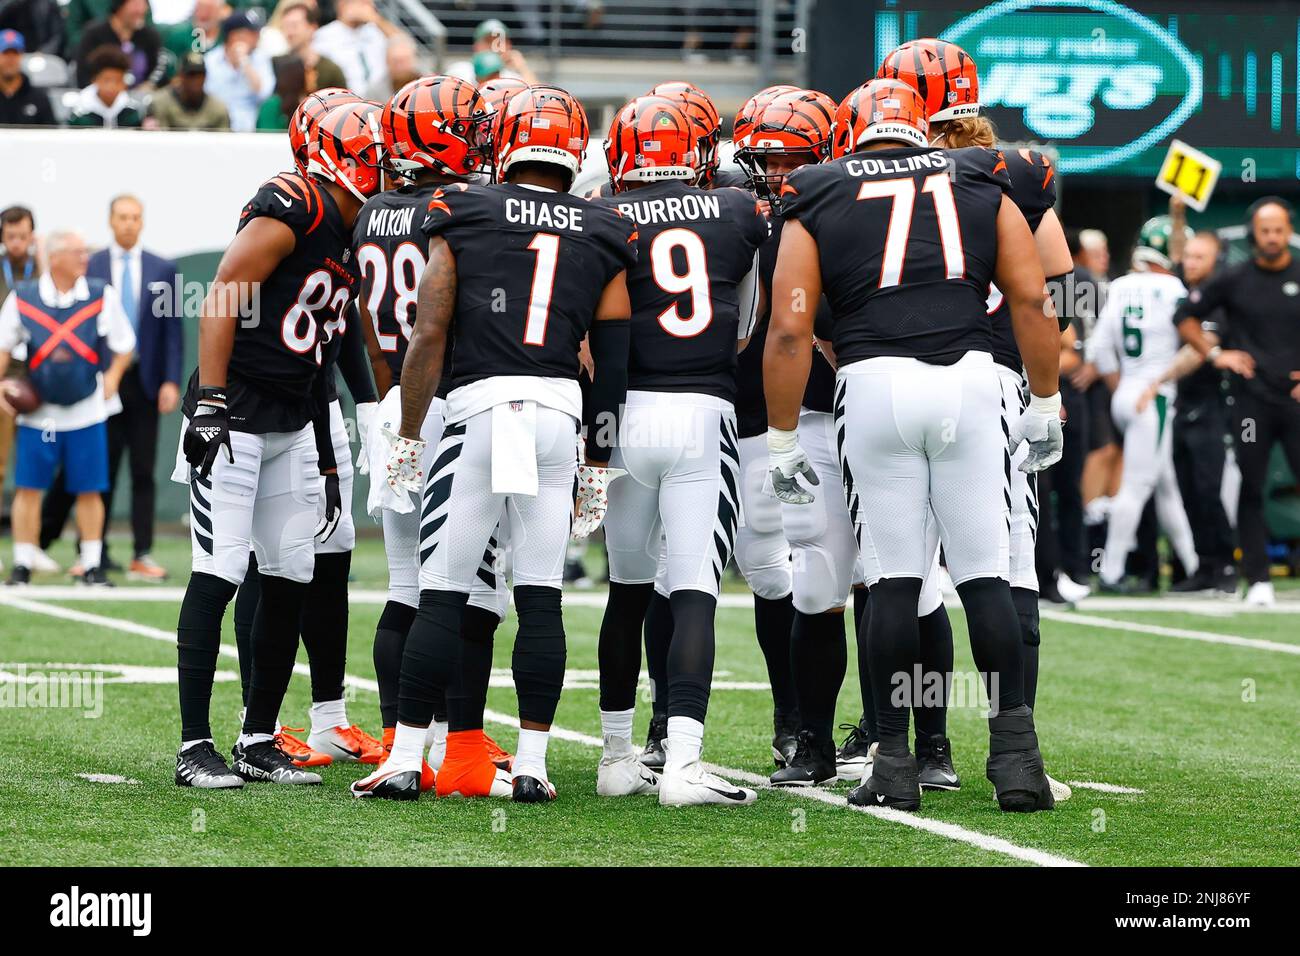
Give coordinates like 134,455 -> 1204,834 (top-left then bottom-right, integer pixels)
2,534 -> 1298,867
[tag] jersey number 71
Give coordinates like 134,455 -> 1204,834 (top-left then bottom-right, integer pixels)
856,173 -> 965,287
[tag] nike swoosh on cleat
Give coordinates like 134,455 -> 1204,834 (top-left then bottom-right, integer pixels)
875,792 -> 887,804
706,786 -> 749,801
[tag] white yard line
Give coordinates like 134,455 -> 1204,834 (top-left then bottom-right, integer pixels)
1066,780 -> 1145,795
0,591 -> 1085,868
1038,608 -> 1300,656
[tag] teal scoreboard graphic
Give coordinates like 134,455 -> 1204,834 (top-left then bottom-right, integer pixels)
875,0 -> 1300,179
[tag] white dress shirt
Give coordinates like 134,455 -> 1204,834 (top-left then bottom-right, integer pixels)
0,274 -> 137,431
312,21 -> 388,94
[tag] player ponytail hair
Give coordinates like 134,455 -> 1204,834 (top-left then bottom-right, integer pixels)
933,115 -> 997,149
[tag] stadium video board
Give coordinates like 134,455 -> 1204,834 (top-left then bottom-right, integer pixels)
874,0 -> 1300,179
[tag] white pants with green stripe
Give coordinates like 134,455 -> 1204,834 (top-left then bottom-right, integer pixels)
1101,380 -> 1199,585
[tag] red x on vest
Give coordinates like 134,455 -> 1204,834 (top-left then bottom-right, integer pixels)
16,297 -> 102,370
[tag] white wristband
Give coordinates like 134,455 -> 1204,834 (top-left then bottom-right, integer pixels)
766,426 -> 798,454
1028,392 -> 1062,416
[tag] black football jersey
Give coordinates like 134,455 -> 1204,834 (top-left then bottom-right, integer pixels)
782,145 -> 1010,367
184,172 -> 357,433
594,181 -> 767,403
354,183 -> 453,395
987,147 -> 1058,371
421,182 -> 637,390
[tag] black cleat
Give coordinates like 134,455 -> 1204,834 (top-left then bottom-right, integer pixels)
350,768 -> 421,801
1169,569 -> 1213,593
986,707 -> 1054,813
81,565 -> 115,587
1214,564 -> 1239,598
771,730 -> 837,787
915,733 -> 961,791
835,717 -> 876,782
642,714 -> 668,770
512,774 -> 557,803
772,709 -> 799,768
1097,578 -> 1139,595
847,749 -> 921,811
232,740 -> 322,785
6,565 -> 31,586
175,741 -> 244,789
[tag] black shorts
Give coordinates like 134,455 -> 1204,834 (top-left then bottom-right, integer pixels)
1086,380 -> 1116,451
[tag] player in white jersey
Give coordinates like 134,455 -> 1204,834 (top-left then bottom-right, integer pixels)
1086,217 -> 1199,591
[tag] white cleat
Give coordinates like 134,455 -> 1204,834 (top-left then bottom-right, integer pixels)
597,735 -> 660,796
1244,581 -> 1276,607
425,725 -> 447,771
659,760 -> 756,807
1055,573 -> 1091,604
857,741 -> 879,787
30,548 -> 61,574
1046,773 -> 1072,802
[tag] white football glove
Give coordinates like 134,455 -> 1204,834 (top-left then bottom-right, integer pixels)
1008,392 -> 1064,474
572,463 -> 626,540
354,401 -> 378,475
384,427 -> 428,494
767,427 -> 819,504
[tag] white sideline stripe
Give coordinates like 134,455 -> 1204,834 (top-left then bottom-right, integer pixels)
1066,780 -> 1145,795
1039,609 -> 1300,656
0,592 -> 1085,868
77,773 -> 141,785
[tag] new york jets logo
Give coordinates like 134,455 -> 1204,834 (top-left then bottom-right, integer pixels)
942,0 -> 1201,174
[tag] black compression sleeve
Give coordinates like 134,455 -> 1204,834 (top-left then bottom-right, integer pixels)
583,318 -> 630,464
337,307 -> 378,404
311,369 -> 337,473
1045,272 -> 1074,332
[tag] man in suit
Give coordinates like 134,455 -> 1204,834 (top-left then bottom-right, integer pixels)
40,195 -> 182,579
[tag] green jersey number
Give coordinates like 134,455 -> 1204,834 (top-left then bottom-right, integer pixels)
1122,303 -> 1144,358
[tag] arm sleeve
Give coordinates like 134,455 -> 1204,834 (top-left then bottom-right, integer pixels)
583,315 -> 630,464
311,368 -> 338,473
337,302 -> 378,403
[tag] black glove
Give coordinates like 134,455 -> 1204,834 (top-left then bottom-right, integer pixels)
183,387 -> 233,479
316,471 -> 342,543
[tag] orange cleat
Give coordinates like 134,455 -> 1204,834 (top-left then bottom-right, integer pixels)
382,726 -> 436,792
277,727 -> 333,768
435,730 -> 512,798
308,724 -> 386,764
484,733 -> 514,772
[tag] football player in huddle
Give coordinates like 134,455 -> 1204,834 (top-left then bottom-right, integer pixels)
592,95 -> 767,805
353,86 -> 636,803
173,101 -> 383,788
765,79 -> 1062,812
351,75 -> 513,795
880,38 -> 1077,800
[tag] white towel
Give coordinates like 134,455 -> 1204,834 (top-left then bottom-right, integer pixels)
491,400 -> 538,496
367,387 -> 416,517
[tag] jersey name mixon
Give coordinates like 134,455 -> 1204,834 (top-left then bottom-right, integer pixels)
615,192 -> 723,225
504,196 -> 585,231
365,206 -> 417,237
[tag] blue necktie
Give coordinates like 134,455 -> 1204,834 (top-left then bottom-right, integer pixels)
119,251 -> 138,332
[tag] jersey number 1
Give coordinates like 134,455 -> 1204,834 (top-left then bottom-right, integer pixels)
523,233 -> 560,346
856,173 -> 964,287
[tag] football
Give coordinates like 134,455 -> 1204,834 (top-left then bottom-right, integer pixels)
1,377 -> 39,414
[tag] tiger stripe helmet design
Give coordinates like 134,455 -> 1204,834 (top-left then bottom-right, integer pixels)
381,74 -> 491,178
647,81 -> 721,186
307,101 -> 385,201
735,88 -> 835,202
832,79 -> 930,157
604,95 -> 697,192
289,87 -> 363,173
732,84 -> 799,150
877,38 -> 980,123
490,85 -> 590,185
478,76 -> 530,115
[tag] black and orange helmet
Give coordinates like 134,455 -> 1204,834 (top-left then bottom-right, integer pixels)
832,79 -> 930,158
877,38 -> 980,123
604,95 -> 697,192
490,85 -> 590,184
479,76 -> 529,115
290,87 -> 363,173
381,74 -> 491,179
735,88 -> 835,201
307,100 -> 385,201
732,84 -> 799,150
647,81 -> 720,186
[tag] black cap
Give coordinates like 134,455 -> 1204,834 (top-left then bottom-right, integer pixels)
177,51 -> 206,75
221,11 -> 262,38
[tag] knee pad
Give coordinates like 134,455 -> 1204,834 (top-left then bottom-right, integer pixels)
744,559 -> 791,601
792,550 -> 850,615
1011,586 -> 1041,648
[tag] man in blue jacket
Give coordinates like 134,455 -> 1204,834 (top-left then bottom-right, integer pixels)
40,195 -> 181,579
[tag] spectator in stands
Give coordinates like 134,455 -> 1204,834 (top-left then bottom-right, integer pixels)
0,230 -> 136,587
0,29 -> 57,126
256,53 -> 310,130
203,11 -> 273,132
364,33 -> 420,100
0,0 -> 66,57
276,3 -> 346,92
74,0 -> 165,90
161,0 -> 229,62
313,0 -> 405,94
447,18 -> 537,86
0,206 -> 40,542
146,50 -> 230,128
68,45 -> 145,128
66,0 -> 142,52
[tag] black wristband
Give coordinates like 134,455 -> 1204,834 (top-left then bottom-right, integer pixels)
197,386 -> 228,406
